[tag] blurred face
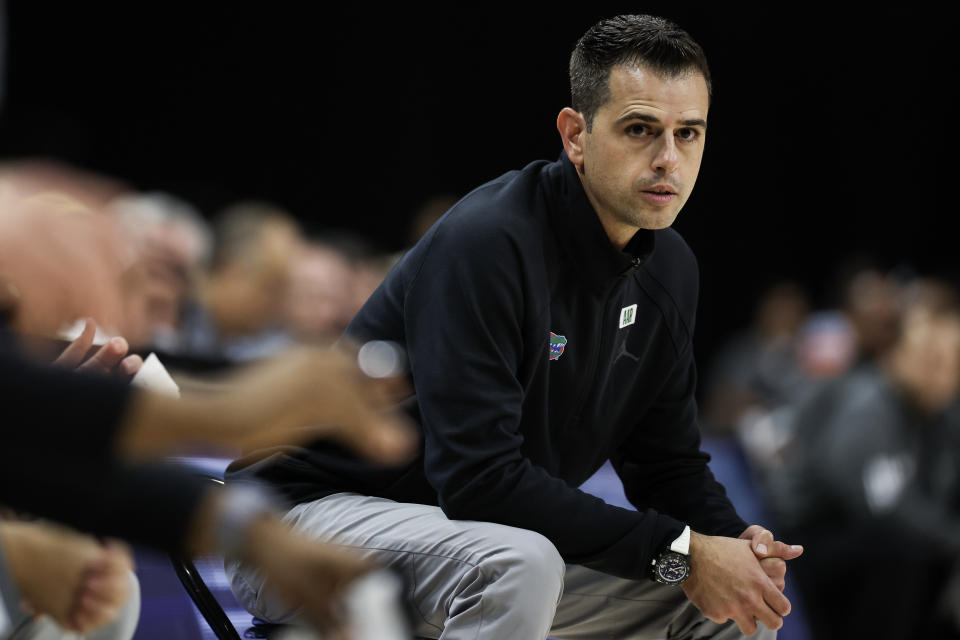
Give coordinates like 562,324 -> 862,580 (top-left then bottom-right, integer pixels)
560,65 -> 709,247
214,221 -> 301,335
285,247 -> 355,338
241,224 -> 301,330
892,310 -> 960,412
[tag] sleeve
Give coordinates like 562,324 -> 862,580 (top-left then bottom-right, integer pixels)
0,353 -> 131,459
402,220 -> 684,581
0,453 -> 211,554
0,353 -> 209,553
611,346 -> 748,538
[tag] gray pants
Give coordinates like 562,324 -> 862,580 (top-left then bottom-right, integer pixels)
226,493 -> 773,640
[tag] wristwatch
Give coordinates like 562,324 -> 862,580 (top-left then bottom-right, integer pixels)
650,525 -> 691,585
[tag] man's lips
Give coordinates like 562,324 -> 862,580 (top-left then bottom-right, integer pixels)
642,184 -> 677,195
640,185 -> 678,206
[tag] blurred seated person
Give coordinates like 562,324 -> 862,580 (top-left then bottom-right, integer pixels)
836,261 -> 903,366
165,201 -> 302,361
1,168 -> 416,638
703,281 -> 811,436
108,192 -> 212,348
284,241 -> 357,341
768,278 -> 960,640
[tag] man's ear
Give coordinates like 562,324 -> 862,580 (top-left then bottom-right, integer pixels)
557,108 -> 587,171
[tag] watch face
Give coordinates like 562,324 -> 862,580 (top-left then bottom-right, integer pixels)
656,551 -> 690,584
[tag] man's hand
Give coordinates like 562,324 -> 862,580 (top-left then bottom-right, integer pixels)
240,515 -> 373,634
68,540 -> 135,632
52,318 -> 142,378
739,525 -> 803,592
118,345 -> 417,465
739,524 -> 803,561
0,520 -> 134,634
681,531 -> 791,636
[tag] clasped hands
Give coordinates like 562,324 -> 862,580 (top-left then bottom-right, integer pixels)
681,524 -> 803,636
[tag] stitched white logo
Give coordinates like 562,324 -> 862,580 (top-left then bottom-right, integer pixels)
619,304 -> 637,329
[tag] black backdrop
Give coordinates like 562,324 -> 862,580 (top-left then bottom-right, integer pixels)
1,3 -> 954,365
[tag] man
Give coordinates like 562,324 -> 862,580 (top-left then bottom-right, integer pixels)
227,14 -> 801,639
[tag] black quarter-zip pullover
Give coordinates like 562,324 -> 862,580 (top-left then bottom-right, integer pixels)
227,152 -> 746,581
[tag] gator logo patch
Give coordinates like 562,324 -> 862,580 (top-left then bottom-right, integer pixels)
549,332 -> 568,360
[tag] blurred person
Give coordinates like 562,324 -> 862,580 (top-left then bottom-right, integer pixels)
0,161 -> 127,214
108,192 -> 212,347
0,177 -> 133,339
227,15 -> 802,640
767,278 -> 960,640
703,281 -> 811,436
738,310 -> 857,474
0,321 -> 144,640
171,201 -> 302,361
0,167 -> 418,637
793,311 -> 856,380
284,241 -> 356,341
839,264 -> 902,365
311,231 -> 397,320
1,325 -> 416,637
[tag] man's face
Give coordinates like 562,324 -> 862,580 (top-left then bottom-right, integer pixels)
577,65 -> 709,240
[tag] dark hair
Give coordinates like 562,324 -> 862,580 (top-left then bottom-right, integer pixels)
570,15 -> 711,130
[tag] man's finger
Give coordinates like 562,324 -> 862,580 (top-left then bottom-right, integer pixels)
753,605 -> 784,632
768,540 -> 804,559
762,579 -> 792,617
52,318 -> 96,369
739,524 -> 763,539
78,336 -> 130,374
750,528 -> 774,557
118,354 -> 143,379
734,615 -> 758,637
740,525 -> 803,560
759,557 -> 787,591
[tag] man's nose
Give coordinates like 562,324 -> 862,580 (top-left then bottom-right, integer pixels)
651,135 -> 680,174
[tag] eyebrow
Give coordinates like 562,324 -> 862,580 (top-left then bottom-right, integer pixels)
616,113 -> 707,129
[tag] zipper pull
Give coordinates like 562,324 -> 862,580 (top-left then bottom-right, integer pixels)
620,256 -> 644,277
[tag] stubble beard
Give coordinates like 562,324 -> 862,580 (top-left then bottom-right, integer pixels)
615,194 -> 683,231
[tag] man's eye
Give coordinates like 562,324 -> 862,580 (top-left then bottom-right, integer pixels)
627,124 -> 650,136
677,128 -> 698,141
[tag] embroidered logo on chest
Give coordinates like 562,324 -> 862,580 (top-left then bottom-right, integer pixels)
549,332 -> 568,360
619,304 -> 637,329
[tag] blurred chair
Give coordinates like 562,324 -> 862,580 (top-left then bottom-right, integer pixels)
169,477 -> 242,640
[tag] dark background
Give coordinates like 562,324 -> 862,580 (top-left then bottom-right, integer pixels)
1,3 -> 954,365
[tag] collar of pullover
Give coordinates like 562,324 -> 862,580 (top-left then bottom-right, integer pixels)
545,152 -> 656,292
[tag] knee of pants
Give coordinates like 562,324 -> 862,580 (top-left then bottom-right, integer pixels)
474,528 -> 565,603
224,556 -> 299,624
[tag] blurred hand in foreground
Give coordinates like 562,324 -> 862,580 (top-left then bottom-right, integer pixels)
52,318 -> 143,379
0,520 -> 134,634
